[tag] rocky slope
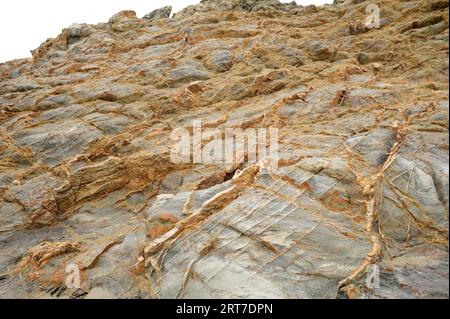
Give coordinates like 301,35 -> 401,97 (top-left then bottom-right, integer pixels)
0,0 -> 448,299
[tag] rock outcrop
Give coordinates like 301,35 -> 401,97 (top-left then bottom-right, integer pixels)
0,0 -> 448,299
143,6 -> 173,20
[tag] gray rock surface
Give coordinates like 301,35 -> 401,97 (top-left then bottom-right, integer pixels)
143,6 -> 172,20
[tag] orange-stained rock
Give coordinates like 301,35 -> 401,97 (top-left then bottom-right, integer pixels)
0,0 -> 448,299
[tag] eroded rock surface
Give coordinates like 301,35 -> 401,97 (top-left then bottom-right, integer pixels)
0,0 -> 448,299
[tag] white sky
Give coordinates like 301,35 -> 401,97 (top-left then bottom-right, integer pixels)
0,0 -> 331,63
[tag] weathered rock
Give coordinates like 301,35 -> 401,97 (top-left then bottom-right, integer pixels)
306,40 -> 338,61
428,0 -> 449,11
174,0 -> 300,19
66,23 -> 95,45
209,50 -> 234,72
0,0 -> 448,299
143,6 -> 172,20
108,10 -> 137,24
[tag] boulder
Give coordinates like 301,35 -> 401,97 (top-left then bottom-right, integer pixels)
143,6 -> 172,20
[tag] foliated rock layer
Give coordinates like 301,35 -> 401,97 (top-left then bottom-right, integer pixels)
0,0 -> 448,299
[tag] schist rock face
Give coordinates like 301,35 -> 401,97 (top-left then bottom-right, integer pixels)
0,0 -> 449,299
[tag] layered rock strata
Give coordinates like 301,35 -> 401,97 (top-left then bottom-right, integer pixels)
0,0 -> 448,298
